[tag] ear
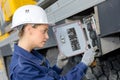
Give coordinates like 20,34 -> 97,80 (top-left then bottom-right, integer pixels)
24,24 -> 33,35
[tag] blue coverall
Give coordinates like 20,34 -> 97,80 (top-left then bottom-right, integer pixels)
9,44 -> 88,80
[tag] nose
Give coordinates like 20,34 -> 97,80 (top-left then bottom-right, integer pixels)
45,33 -> 49,40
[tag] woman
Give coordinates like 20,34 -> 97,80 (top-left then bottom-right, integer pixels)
9,5 -> 96,80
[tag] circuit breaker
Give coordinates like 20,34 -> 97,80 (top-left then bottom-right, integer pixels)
53,21 -> 87,57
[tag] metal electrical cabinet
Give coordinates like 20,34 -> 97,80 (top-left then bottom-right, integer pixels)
97,0 -> 120,36
53,21 -> 88,57
52,19 -> 99,57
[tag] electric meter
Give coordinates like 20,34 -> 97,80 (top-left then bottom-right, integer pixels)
53,21 -> 87,57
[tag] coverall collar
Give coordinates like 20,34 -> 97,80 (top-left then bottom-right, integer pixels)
14,44 -> 46,66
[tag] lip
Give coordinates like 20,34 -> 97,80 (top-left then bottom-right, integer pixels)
43,41 -> 46,44
44,40 -> 46,42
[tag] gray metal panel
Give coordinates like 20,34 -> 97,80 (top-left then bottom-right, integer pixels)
0,31 -> 18,48
37,0 -> 57,9
46,0 -> 105,24
52,22 -> 87,57
0,44 -> 12,56
97,0 -> 120,36
0,8 -> 5,34
100,36 -> 120,55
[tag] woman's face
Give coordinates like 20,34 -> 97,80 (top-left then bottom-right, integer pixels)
30,24 -> 49,48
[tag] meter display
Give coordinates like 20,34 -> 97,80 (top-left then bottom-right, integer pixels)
53,21 -> 87,57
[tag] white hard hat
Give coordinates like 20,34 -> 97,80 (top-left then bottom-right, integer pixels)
11,5 -> 49,29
